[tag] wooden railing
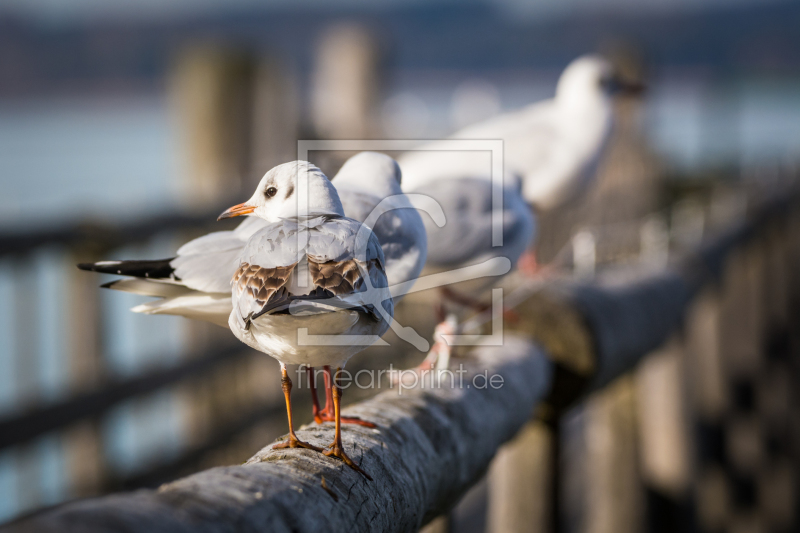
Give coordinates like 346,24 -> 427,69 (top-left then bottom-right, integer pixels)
6,187 -> 797,532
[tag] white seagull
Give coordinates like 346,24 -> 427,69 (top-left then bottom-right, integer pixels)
399,54 -> 644,212
77,156 -> 427,473
78,153 -> 425,328
394,55 -> 642,370
214,161 -> 391,476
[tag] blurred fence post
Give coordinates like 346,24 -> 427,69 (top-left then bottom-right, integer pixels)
584,377 -> 643,533
635,338 -> 692,526
251,56 -> 300,179
683,290 -> 728,531
64,251 -> 106,497
169,45 -> 265,456
169,45 -> 257,207
487,420 -> 554,533
12,261 -> 43,508
311,23 -> 381,141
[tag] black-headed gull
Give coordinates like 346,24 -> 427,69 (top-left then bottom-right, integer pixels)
79,160 -> 403,477
394,55 -> 642,370
219,160 -> 391,476
79,153 -> 428,433
78,153 -> 425,326
399,55 -> 644,212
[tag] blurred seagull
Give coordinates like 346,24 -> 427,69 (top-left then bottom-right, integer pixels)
400,55 -> 644,212
334,152 -> 428,295
395,172 -> 535,375
216,160 -> 391,477
395,55 -> 642,370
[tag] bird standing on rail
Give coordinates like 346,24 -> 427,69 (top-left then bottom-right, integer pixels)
396,54 -> 643,368
218,160 -> 392,477
78,152 -> 428,433
78,153 -> 422,326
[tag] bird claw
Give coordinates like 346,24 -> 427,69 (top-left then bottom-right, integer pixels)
273,437 -> 322,452
324,444 -> 372,480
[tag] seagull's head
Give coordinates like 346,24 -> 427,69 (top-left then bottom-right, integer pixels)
332,151 -> 403,198
556,55 -> 645,109
218,161 -> 345,223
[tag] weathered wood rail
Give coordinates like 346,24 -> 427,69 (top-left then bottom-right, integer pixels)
5,187 -> 798,533
7,339 -> 553,533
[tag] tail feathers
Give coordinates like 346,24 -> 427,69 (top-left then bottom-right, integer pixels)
77,259 -> 178,280
131,293 -> 232,328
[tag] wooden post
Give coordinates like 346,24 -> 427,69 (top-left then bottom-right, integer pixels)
250,56 -> 300,181
584,376 -> 643,533
635,339 -> 691,499
169,45 -> 257,207
11,259 -> 43,511
63,252 -> 106,498
311,23 -> 380,141
487,421 -> 554,533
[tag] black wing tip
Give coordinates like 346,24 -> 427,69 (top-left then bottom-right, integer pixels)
75,258 -> 177,279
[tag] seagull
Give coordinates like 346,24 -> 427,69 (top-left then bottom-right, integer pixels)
77,154 -> 427,463
393,172 -> 536,375
78,152 -> 425,328
215,160 -> 392,477
334,152 -> 428,294
394,55 -> 642,370
399,55 -> 644,212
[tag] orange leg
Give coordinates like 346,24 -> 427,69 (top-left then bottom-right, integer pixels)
391,316 -> 455,386
273,364 -> 321,452
517,249 -> 540,276
316,366 -> 376,428
323,367 -> 372,480
308,366 -> 325,425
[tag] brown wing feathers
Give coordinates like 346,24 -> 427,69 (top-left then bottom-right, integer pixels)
233,262 -> 296,316
308,259 -> 366,295
234,256 -> 382,322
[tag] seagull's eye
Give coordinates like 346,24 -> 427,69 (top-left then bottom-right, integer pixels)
265,187 -> 278,198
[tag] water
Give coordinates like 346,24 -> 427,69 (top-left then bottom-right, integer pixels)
0,95 -> 181,229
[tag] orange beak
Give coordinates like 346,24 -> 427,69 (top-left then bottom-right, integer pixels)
217,203 -> 256,220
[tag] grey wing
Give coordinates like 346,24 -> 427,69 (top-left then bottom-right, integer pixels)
416,178 -> 535,267
172,217 -> 270,294
231,222 -> 308,328
339,189 -> 427,287
398,100 -> 558,191
306,219 -> 392,321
